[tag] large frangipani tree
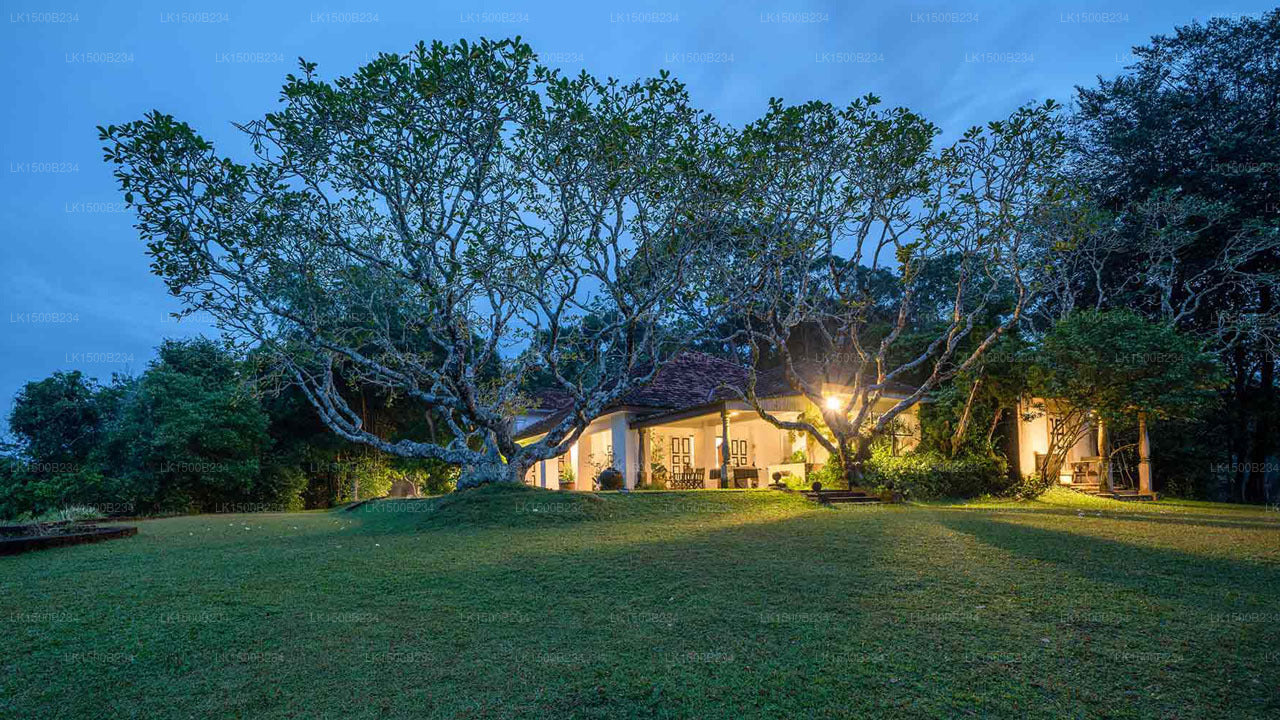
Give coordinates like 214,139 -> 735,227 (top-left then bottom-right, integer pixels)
716,96 -> 1069,487
102,39 -> 732,486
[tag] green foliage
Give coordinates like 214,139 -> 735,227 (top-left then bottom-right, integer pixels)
1,338 -> 463,519
1028,310 -> 1222,425
101,37 -> 722,485
1002,471 -> 1057,501
418,461 -> 461,495
8,371 -> 106,471
863,445 -> 1009,500
2,372 -> 137,518
1072,11 -> 1280,502
257,465 -> 308,512
24,505 -> 106,524
805,457 -> 845,490
916,334 -> 1030,458
96,339 -> 275,513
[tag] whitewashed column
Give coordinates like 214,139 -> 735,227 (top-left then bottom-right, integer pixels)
610,413 -> 637,489
1137,411 -> 1152,494
720,404 -> 731,488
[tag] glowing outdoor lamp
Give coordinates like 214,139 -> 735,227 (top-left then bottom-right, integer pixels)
824,396 -> 842,411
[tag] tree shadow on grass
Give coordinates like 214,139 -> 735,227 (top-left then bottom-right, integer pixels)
932,509 -> 1280,605
12,499 -> 1279,718
930,505 -> 1280,533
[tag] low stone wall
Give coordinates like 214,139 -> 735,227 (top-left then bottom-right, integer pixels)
0,525 -> 138,556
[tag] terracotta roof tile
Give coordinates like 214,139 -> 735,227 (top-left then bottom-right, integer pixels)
516,352 -> 918,439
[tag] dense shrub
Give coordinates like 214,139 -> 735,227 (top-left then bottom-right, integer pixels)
417,461 -> 460,495
864,446 -> 1010,500
805,459 -> 846,490
27,505 -> 106,524
1,338 -> 467,519
257,466 -> 308,512
1003,471 -> 1055,501
93,340 -> 277,513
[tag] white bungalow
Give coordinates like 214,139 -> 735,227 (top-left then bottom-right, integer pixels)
514,353 -> 920,490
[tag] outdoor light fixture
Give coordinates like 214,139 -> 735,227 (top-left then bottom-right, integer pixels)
824,396 -> 842,411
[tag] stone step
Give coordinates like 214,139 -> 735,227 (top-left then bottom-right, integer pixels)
823,496 -> 882,504
801,491 -> 881,505
801,492 -> 868,499
1106,492 -> 1157,502
1068,486 -> 1156,501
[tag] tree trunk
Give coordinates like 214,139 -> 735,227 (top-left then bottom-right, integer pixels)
841,436 -> 872,491
457,459 -> 527,490
985,407 -> 1004,449
950,377 -> 983,457
348,453 -> 359,502
1231,343 -> 1249,500
1097,418 -> 1111,492
999,405 -> 1020,485
1247,287 -> 1274,503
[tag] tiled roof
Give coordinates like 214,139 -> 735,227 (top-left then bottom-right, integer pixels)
516,352 -> 918,438
516,352 -> 748,439
752,362 -> 919,399
525,352 -> 749,412
617,352 -> 749,408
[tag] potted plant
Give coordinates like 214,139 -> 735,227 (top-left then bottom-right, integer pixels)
558,467 -> 576,491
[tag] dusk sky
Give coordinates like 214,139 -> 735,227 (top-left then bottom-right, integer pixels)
0,0 -> 1266,417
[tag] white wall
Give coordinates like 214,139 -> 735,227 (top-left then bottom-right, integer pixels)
522,411 -> 632,490
522,397 -> 923,490
1015,398 -> 1099,482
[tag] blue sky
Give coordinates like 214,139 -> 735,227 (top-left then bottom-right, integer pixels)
0,0 -> 1267,417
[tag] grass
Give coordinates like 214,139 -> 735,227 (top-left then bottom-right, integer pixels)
1,486 -> 1277,719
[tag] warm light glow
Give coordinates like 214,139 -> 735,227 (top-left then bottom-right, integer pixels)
824,396 -> 842,411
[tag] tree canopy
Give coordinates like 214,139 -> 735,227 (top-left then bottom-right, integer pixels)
102,38 -> 733,486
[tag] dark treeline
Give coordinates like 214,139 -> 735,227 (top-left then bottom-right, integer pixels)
0,338 -> 457,519
1060,13 -> 1280,501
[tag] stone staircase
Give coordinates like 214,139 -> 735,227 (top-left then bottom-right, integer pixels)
1067,481 -> 1157,502
800,489 -> 882,505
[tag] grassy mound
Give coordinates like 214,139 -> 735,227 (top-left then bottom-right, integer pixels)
353,483 -> 614,530
353,485 -> 818,532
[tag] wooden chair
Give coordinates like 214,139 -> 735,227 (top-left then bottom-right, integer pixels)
669,467 -> 706,490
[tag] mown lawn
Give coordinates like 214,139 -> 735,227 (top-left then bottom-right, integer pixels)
2,487 -> 1278,719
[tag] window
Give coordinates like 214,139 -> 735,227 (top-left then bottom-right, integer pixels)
671,436 -> 693,469
871,412 -> 916,456
891,424 -> 915,457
